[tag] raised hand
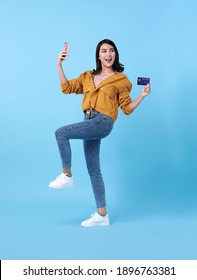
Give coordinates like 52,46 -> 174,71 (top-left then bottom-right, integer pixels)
140,83 -> 151,97
57,42 -> 70,65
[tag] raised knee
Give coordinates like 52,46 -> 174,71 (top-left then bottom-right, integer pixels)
55,127 -> 62,140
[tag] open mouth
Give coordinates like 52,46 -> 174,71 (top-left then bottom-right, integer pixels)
105,58 -> 112,62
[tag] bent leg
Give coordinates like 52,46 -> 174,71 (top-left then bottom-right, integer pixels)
55,127 -> 72,169
55,116 -> 113,169
55,120 -> 95,169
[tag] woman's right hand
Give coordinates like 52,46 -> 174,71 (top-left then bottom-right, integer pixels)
57,42 -> 70,65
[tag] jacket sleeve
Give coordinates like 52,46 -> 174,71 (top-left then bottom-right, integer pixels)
119,79 -> 134,115
61,73 -> 85,94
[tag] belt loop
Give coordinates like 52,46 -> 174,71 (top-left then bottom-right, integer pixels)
88,108 -> 92,119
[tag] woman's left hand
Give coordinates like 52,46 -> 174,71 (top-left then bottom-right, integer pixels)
141,83 -> 151,97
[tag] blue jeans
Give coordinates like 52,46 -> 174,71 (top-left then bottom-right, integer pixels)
55,110 -> 114,208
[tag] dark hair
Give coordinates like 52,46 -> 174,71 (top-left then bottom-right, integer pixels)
93,39 -> 124,74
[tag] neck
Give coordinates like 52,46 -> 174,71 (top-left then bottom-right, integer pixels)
99,68 -> 114,76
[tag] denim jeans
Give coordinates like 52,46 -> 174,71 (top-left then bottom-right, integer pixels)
55,110 -> 114,208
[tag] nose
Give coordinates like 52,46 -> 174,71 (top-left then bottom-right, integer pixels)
106,50 -> 111,56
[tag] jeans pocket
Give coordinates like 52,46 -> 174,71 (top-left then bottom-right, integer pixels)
101,116 -> 114,137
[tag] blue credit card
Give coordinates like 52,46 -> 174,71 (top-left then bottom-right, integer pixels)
137,77 -> 150,85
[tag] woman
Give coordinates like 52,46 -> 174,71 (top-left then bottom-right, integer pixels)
49,39 -> 151,227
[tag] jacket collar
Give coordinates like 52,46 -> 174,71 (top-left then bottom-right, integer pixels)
88,70 -> 127,91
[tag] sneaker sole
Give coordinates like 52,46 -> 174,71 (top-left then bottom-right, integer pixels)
81,221 -> 110,227
49,183 -> 73,189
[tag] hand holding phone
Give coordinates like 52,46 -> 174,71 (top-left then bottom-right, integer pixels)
57,41 -> 70,65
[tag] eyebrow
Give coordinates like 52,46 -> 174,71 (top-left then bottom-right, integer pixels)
101,47 -> 115,51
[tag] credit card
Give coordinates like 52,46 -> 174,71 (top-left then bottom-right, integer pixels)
137,77 -> 150,85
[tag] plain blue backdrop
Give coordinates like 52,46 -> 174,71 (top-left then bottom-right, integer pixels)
0,0 -> 197,259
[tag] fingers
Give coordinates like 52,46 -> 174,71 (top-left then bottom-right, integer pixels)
145,83 -> 151,94
58,42 -> 70,63
58,50 -> 68,61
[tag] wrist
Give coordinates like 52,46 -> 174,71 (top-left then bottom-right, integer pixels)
140,92 -> 146,99
57,62 -> 63,67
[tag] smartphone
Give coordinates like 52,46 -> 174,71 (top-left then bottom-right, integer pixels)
64,41 -> 70,50
137,77 -> 150,85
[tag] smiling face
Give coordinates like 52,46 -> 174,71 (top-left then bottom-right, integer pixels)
98,43 -> 116,71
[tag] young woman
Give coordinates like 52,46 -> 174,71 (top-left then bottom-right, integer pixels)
49,39 -> 151,227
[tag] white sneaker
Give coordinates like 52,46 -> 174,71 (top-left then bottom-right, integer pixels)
49,173 -> 73,189
81,212 -> 110,227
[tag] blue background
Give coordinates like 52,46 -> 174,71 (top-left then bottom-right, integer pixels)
0,0 -> 197,259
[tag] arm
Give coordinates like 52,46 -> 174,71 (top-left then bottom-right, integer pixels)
56,42 -> 84,94
129,83 -> 151,111
57,42 -> 69,85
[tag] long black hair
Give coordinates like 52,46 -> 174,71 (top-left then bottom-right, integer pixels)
93,39 -> 124,74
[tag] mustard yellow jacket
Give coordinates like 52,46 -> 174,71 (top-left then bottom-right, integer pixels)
61,70 -> 133,121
